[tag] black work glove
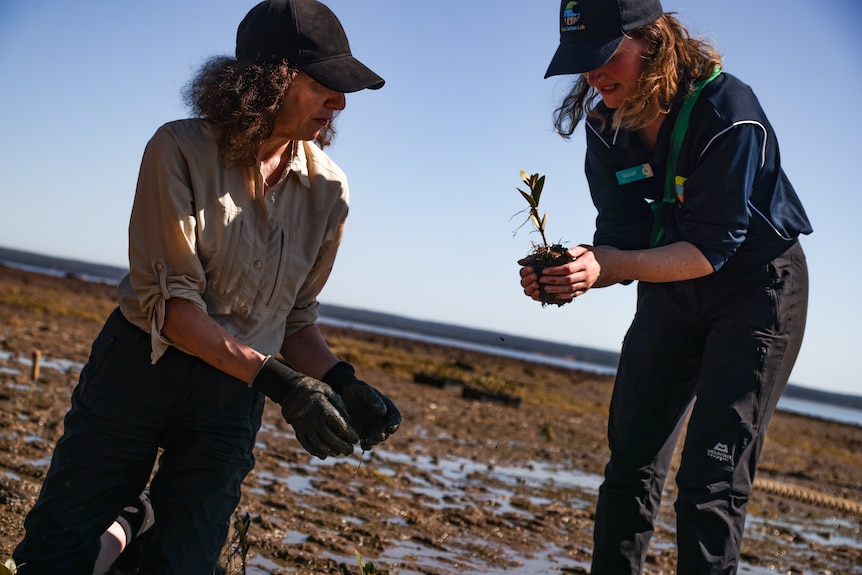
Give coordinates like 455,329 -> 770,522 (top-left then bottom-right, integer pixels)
322,361 -> 401,450
252,356 -> 358,459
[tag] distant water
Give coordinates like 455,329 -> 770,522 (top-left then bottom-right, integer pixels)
3,260 -> 79,279
319,317 -> 619,376
775,397 -> 862,427
0,259 -> 122,285
319,317 -> 862,428
3,255 -> 860,428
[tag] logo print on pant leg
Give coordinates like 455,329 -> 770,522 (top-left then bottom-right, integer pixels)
707,442 -> 732,463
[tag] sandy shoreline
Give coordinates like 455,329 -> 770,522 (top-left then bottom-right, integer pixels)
1,266 -> 861,574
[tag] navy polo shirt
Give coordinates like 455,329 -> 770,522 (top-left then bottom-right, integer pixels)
584,72 -> 812,272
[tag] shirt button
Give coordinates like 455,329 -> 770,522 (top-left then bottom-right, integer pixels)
253,259 -> 262,269
240,306 -> 248,315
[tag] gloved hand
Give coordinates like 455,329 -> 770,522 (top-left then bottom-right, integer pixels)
322,361 -> 402,450
252,356 -> 358,459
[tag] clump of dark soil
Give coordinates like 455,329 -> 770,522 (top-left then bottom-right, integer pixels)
1,265 -> 860,574
524,243 -> 574,307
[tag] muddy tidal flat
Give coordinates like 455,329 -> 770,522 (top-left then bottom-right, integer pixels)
1,265 -> 860,574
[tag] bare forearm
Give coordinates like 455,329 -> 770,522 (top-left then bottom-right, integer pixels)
162,298 -> 266,383
519,241 -> 716,304
595,242 -> 714,285
279,324 -> 339,379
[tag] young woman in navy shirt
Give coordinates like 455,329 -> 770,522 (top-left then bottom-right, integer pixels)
520,1 -> 811,573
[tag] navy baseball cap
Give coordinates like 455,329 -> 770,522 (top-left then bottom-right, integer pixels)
236,0 -> 384,93
545,0 -> 664,77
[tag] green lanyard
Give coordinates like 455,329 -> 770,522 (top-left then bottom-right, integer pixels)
649,67 -> 722,248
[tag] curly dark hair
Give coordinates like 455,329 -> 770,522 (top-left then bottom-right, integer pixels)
183,56 -> 337,164
552,13 -> 722,138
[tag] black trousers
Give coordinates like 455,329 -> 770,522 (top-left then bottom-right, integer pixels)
14,308 -> 266,574
590,242 -> 808,575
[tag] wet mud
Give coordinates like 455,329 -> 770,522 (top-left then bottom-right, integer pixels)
1,266 -> 860,574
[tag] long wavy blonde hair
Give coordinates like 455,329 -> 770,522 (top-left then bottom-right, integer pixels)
553,13 -> 722,137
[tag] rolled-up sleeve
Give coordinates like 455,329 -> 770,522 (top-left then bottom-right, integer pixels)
671,122 -> 763,270
128,125 -> 208,361
118,121 -> 353,362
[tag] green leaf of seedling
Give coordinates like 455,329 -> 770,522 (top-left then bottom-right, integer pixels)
233,512 -> 250,537
355,550 -> 376,574
533,175 -> 545,197
514,169 -> 552,247
518,188 -> 538,208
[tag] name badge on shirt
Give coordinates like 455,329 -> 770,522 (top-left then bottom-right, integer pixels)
615,163 -> 654,185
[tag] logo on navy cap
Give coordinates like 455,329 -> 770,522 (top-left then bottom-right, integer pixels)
562,1 -> 585,32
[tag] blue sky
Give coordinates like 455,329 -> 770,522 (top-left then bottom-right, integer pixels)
1,1 -> 859,396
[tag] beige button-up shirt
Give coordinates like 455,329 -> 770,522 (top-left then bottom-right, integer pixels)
117,119 -> 349,363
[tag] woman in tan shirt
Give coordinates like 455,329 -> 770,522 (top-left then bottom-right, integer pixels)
13,1 -> 400,573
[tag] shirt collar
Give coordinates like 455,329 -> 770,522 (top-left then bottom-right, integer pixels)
287,141 -> 311,189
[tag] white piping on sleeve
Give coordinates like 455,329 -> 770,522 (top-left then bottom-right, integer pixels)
747,200 -> 793,240
698,120 -> 792,241
698,120 -> 768,168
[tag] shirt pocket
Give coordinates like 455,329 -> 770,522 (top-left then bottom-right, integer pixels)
203,202 -> 249,299
264,225 -> 327,312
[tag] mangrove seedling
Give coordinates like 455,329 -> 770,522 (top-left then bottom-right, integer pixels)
0,559 -> 20,575
355,550 -> 378,574
222,512 -> 251,575
517,170 -> 550,248
514,169 -> 573,307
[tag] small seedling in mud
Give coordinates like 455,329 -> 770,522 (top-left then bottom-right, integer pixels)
222,512 -> 251,575
513,170 -> 573,307
355,550 -> 378,574
0,558 -> 20,575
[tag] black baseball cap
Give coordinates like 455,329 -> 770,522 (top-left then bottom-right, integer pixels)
545,0 -> 664,77
236,0 -> 384,93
